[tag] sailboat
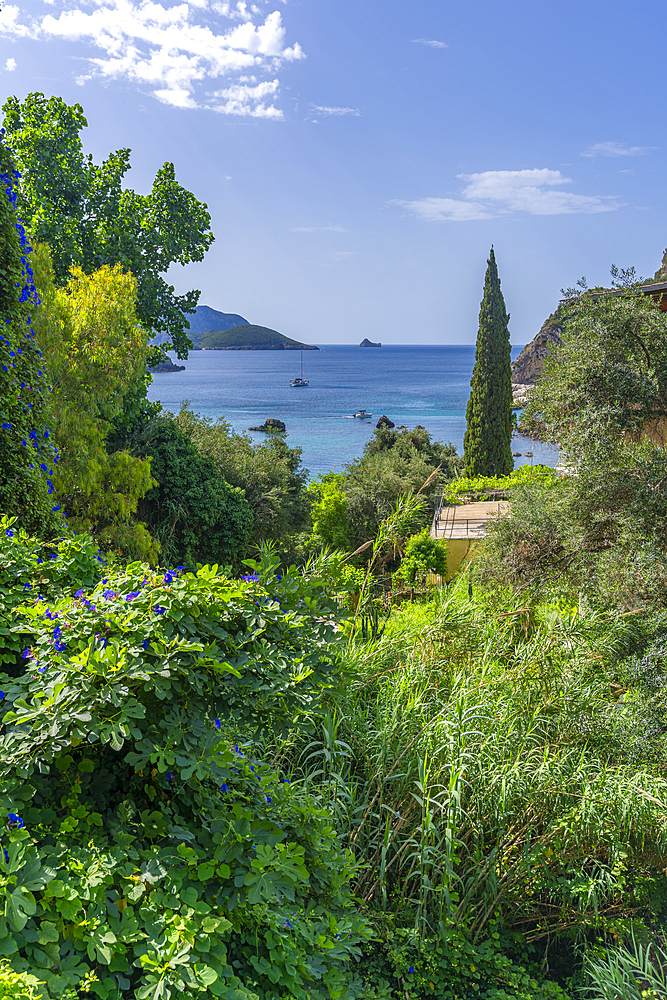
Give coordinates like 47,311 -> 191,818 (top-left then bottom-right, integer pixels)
290,350 -> 309,387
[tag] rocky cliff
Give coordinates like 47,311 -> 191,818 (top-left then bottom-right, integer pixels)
511,308 -> 564,384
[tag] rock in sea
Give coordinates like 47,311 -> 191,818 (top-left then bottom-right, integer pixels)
249,418 -> 286,433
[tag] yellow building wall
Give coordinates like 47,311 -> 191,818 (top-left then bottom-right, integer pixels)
445,539 -> 477,580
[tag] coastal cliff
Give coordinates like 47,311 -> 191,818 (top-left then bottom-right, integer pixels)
511,309 -> 563,385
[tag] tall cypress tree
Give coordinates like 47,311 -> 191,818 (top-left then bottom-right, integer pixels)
463,247 -> 514,477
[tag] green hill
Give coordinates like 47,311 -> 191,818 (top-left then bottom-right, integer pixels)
200,325 -> 318,350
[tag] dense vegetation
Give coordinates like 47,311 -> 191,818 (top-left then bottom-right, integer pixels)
198,326 -> 317,351
3,93 -> 667,1000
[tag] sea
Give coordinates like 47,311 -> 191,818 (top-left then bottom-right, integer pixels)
147,345 -> 558,478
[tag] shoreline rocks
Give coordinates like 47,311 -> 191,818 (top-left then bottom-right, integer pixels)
376,415 -> 395,429
249,418 -> 286,433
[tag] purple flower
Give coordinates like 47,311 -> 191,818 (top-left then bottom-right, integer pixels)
242,573 -> 260,582
37,666 -> 47,674
21,648 -> 32,659
4,529 -> 13,538
125,592 -> 139,601
7,813 -> 23,829
102,590 -> 116,600
213,719 -> 221,730
74,589 -> 84,599
154,606 -> 166,615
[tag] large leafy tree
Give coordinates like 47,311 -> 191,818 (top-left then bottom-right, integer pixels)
2,93 -> 214,358
524,288 -> 667,463
31,245 -> 158,560
464,247 -> 513,477
0,137 -> 58,534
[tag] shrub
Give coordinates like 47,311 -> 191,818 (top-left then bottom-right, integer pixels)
0,543 -> 370,999
132,417 -> 253,569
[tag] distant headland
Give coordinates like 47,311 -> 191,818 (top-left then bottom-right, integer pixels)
200,325 -> 318,351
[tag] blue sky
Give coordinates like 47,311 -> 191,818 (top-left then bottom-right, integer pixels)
1,0 -> 666,345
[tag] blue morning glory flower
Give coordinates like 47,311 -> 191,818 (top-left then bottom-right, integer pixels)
2,849 -> 7,863
266,796 -> 271,804
214,719 -> 221,730
75,589 -> 84,598
4,529 -> 13,538
0,692 -> 5,701
220,783 -> 227,792
7,813 -> 24,829
408,967 -> 414,974
142,639 -> 149,649
154,606 -> 166,614
21,648 -> 31,659
166,772 -> 172,782
38,666 -> 47,674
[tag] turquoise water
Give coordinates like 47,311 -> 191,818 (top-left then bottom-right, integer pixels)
147,345 -> 558,477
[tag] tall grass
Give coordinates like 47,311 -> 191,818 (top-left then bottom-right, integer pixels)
279,577 -> 667,949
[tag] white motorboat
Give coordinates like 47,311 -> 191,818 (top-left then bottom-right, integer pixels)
353,409 -> 372,418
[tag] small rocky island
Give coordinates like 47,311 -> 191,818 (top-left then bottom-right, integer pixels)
249,418 -> 286,433
376,415 -> 395,429
360,338 -> 381,347
150,358 -> 185,372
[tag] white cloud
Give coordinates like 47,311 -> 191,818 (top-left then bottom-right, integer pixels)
289,223 -> 347,232
208,78 -> 281,117
393,168 -> 620,222
310,104 -> 360,116
411,38 -> 447,48
4,57 -> 17,71
0,0 -> 305,114
582,141 -> 655,158
392,197 -> 491,222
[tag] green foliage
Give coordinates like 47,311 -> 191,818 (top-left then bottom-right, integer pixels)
583,936 -> 667,999
132,417 -> 253,569
523,287 -> 667,462
0,514 -> 104,672
440,464 -> 555,505
0,535 -> 370,999
342,426 -> 461,552
393,529 -> 447,587
2,93 -> 214,357
0,138 -> 57,534
476,441 -> 667,607
464,248 -> 513,477
30,245 -> 158,555
283,580 -> 667,998
199,326 -> 315,351
172,405 -> 308,550
306,475 -> 350,551
355,927 -> 569,999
